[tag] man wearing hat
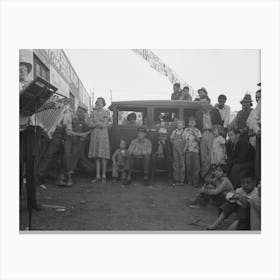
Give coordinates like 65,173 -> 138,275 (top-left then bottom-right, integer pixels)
247,88 -> 261,184
194,87 -> 208,101
19,61 -> 32,91
127,127 -> 152,185
229,93 -> 253,142
195,95 -> 222,180
150,127 -> 173,186
19,60 -> 41,212
59,105 -> 90,186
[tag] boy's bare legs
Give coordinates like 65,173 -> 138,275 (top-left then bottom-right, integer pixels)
207,212 -> 225,230
227,220 -> 239,230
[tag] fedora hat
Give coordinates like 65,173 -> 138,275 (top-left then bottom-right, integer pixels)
197,87 -> 208,95
20,61 -> 32,74
240,94 -> 253,105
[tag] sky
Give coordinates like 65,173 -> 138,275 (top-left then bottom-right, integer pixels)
65,49 -> 260,111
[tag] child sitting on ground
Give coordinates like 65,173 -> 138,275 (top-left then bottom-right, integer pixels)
170,120 -> 185,186
207,172 -> 258,230
189,164 -> 233,209
112,139 -> 129,184
211,124 -> 227,168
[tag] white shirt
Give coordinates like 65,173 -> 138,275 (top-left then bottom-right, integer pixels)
215,104 -> 231,128
247,99 -> 261,134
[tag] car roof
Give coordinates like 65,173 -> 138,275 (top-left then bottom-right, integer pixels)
109,100 -> 203,109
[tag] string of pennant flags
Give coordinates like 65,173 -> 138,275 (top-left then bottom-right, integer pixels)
132,49 -> 197,99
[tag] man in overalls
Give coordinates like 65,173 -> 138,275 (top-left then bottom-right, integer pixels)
170,120 -> 186,185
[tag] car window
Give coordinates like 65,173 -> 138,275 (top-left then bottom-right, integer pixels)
154,108 -> 179,126
117,107 -> 147,126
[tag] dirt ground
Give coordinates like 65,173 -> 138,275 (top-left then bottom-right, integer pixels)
20,173 -> 226,231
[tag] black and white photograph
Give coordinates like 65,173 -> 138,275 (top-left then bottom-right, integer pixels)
19,49 -> 261,231
1,1 -> 280,280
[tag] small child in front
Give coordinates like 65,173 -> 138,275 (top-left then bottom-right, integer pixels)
112,139 -> 128,184
207,172 -> 258,230
183,116 -> 202,187
170,120 -> 185,186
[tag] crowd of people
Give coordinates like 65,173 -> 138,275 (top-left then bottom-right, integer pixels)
20,59 -> 261,230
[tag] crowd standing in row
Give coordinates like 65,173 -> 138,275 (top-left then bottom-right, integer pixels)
20,59 -> 261,230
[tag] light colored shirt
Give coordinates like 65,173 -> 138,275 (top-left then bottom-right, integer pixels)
183,127 -> 202,153
205,177 -> 234,196
128,137 -> 152,156
211,135 -> 226,164
227,187 -> 258,206
202,111 -> 213,130
19,81 -> 34,129
247,100 -> 261,134
215,104 -> 231,128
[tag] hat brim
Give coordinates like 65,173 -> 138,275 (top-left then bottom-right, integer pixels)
20,62 -> 32,74
240,100 -> 253,105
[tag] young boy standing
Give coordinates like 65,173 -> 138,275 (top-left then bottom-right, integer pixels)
183,116 -> 202,187
170,120 -> 185,186
112,139 -> 129,184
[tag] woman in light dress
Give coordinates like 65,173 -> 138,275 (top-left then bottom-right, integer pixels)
88,97 -> 110,183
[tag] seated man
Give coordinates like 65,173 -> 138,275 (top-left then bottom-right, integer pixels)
150,127 -> 173,186
127,127 -> 152,185
226,128 -> 255,189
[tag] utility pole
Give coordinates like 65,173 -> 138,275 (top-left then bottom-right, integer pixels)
91,88 -> 95,108
110,89 -> 112,104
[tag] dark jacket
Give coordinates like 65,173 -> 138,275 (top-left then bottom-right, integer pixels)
226,139 -> 255,167
195,107 -> 222,132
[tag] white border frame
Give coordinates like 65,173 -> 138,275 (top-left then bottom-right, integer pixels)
1,1 -> 280,279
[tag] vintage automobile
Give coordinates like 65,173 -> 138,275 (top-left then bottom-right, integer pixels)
42,100 -> 203,175
108,100 -> 203,153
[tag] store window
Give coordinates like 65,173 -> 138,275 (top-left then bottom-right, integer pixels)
33,54 -> 50,81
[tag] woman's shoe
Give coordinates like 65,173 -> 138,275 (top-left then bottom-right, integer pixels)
91,177 -> 101,184
101,177 -> 107,184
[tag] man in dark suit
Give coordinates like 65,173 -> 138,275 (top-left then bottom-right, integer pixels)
195,95 -> 222,180
226,129 -> 255,189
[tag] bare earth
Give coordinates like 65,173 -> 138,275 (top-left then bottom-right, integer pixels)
20,174 -> 221,231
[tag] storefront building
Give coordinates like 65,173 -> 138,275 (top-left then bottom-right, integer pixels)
19,49 -> 91,112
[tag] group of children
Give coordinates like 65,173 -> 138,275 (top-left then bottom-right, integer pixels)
111,116 -> 226,187
169,117 -> 226,186
109,116 -> 261,230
